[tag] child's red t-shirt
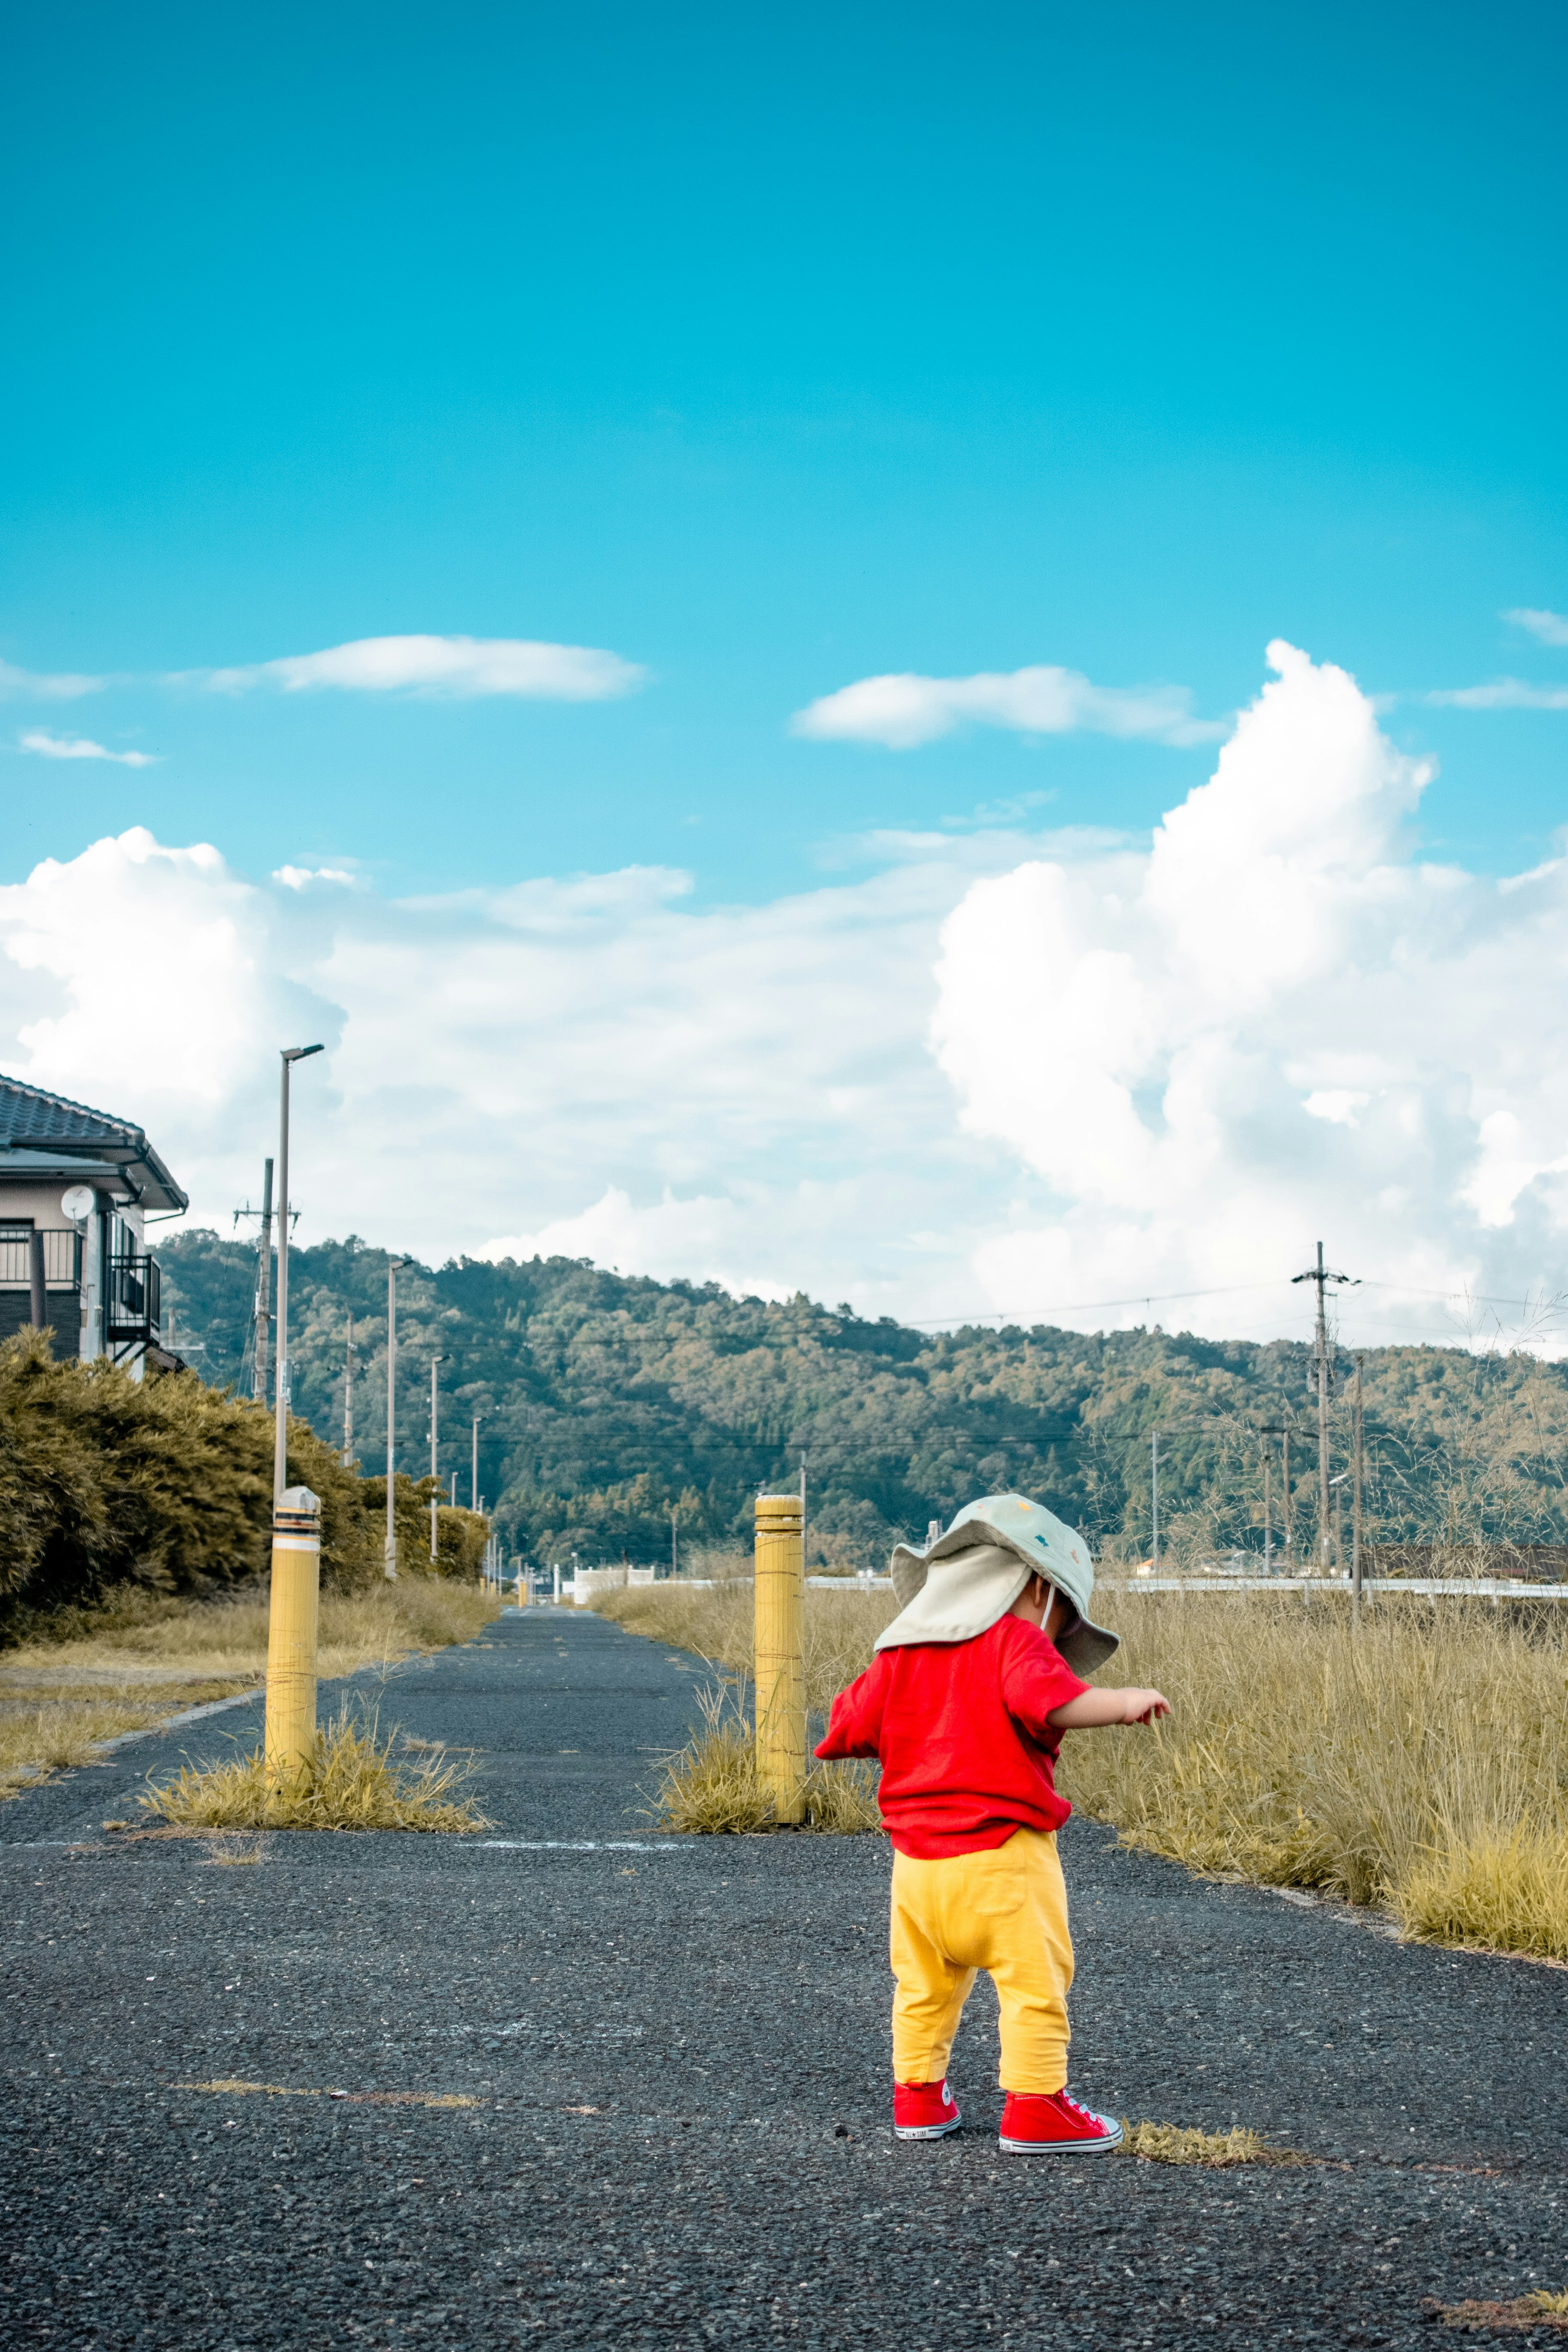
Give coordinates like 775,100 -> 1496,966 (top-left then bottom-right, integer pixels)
813,1615 -> 1091,1858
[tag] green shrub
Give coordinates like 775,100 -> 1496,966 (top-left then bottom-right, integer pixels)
0,1334 -> 485,1635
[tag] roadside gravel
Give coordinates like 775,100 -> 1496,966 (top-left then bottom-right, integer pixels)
2,1604 -> 1564,2348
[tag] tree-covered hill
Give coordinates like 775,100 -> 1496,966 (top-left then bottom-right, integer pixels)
159,1232 -> 1568,1573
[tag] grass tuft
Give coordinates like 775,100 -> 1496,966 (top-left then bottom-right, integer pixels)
138,1708 -> 490,1833
1430,2293 -> 1568,2332
1396,1824 -> 1568,1963
1118,2119 -> 1312,2167
653,1683 -> 882,1834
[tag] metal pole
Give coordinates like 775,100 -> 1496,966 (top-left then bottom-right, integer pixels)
670,1506 -> 678,1581
274,1062 -> 291,1504
1151,1430 -> 1160,1570
1314,1243 -> 1330,1574
754,1492 -> 806,1823
430,1357 -> 440,1482
1283,1428 -> 1292,1563
430,1488 -> 439,1567
272,1048 -> 322,1504
1352,1352 -> 1365,1622
385,1258 -> 403,1580
471,1417 -> 480,1512
1263,1446 -> 1272,1575
342,1313 -> 354,1466
253,1158 -> 274,1403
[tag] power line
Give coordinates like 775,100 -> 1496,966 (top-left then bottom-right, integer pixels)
911,1273 -> 1566,1333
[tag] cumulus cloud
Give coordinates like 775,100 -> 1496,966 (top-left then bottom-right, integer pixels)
1426,679 -> 1568,711
1505,608 -> 1568,648
791,662 -> 1224,750
0,659 -> 105,701
20,729 -> 157,766
4,644 -> 1568,1350
0,825 -> 978,1313
931,639 -> 1568,1344
193,634 -> 646,701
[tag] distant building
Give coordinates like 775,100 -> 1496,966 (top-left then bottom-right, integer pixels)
0,1073 -> 187,1374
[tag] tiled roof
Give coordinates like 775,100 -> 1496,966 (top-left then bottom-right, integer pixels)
0,1073 -> 143,1151
0,1073 -> 188,1212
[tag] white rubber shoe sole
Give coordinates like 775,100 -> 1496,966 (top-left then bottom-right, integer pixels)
999,2114 -> 1123,2155
894,2112 -> 963,2141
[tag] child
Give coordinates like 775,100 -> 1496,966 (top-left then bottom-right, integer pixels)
814,1492 -> 1169,2155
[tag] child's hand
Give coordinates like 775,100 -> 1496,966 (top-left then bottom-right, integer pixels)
1119,1688 -> 1170,1726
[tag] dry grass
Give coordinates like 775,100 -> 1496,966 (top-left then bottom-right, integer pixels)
138,1707 -> 490,1833
592,1579 -> 894,1719
1060,1593 -> 1568,1961
653,1681 -> 883,1835
1118,2120 -> 1311,2167
593,1578 -> 1568,1959
1397,1825 -> 1568,1964
1431,2292 -> 1568,2332
0,1579 -> 501,1801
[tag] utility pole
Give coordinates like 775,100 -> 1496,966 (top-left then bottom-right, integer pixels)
427,1354 -> 449,1564
1352,1352 -> 1366,1622
1257,1426 -> 1292,1574
234,1159 -> 275,1403
342,1314 -> 354,1466
1151,1429 -> 1160,1570
1292,1241 -> 1359,1575
670,1503 -> 679,1581
1329,1472 -> 1349,1577
1263,1443 -> 1272,1574
471,1417 -> 481,1512
274,1047 -> 324,1504
385,1256 -> 412,1579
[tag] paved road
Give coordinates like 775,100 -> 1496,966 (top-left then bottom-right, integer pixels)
2,1604 -> 1565,2349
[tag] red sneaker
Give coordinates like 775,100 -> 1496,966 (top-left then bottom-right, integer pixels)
893,2078 -> 962,2140
998,2089 -> 1123,2155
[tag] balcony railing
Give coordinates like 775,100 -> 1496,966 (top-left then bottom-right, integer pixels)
0,1228 -> 83,1287
106,1251 -> 161,1344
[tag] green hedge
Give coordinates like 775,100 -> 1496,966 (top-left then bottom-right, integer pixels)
0,1334 -> 488,1633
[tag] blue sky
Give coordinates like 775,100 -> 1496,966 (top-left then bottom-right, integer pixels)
3,3 -> 1568,1348
4,0 -> 1566,901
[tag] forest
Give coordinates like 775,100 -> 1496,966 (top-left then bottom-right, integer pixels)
160,1231 -> 1568,1575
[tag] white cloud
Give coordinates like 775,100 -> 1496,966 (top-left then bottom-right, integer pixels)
0,659 -> 105,702
931,638 -> 1568,1345
1504,608 -> 1568,648
1426,679 -> 1568,711
194,634 -> 646,702
20,729 -> 157,767
273,864 -> 356,890
791,662 -> 1224,750
5,643 -> 1568,1352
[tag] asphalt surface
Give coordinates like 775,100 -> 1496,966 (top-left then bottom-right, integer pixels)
2,1603 -> 1565,2350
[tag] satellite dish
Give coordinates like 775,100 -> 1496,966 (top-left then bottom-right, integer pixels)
60,1185 -> 96,1223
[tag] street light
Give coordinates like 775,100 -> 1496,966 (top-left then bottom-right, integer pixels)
428,1354 -> 450,1561
384,1254 -> 414,1579
273,1045 -> 324,1503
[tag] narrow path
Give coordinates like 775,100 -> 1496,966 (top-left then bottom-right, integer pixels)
1,1606 -> 1564,2348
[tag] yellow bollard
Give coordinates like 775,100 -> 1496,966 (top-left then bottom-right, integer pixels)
265,1485 -> 322,1792
754,1493 -> 806,1824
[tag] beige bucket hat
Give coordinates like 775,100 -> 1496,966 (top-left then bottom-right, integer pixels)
875,1492 -> 1119,1675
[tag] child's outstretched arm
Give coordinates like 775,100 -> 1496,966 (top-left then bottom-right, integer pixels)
1047,1686 -> 1170,1729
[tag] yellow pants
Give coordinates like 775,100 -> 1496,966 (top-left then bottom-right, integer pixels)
890,1827 -> 1074,2095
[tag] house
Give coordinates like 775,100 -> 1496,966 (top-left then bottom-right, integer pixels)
0,1073 -> 188,1373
